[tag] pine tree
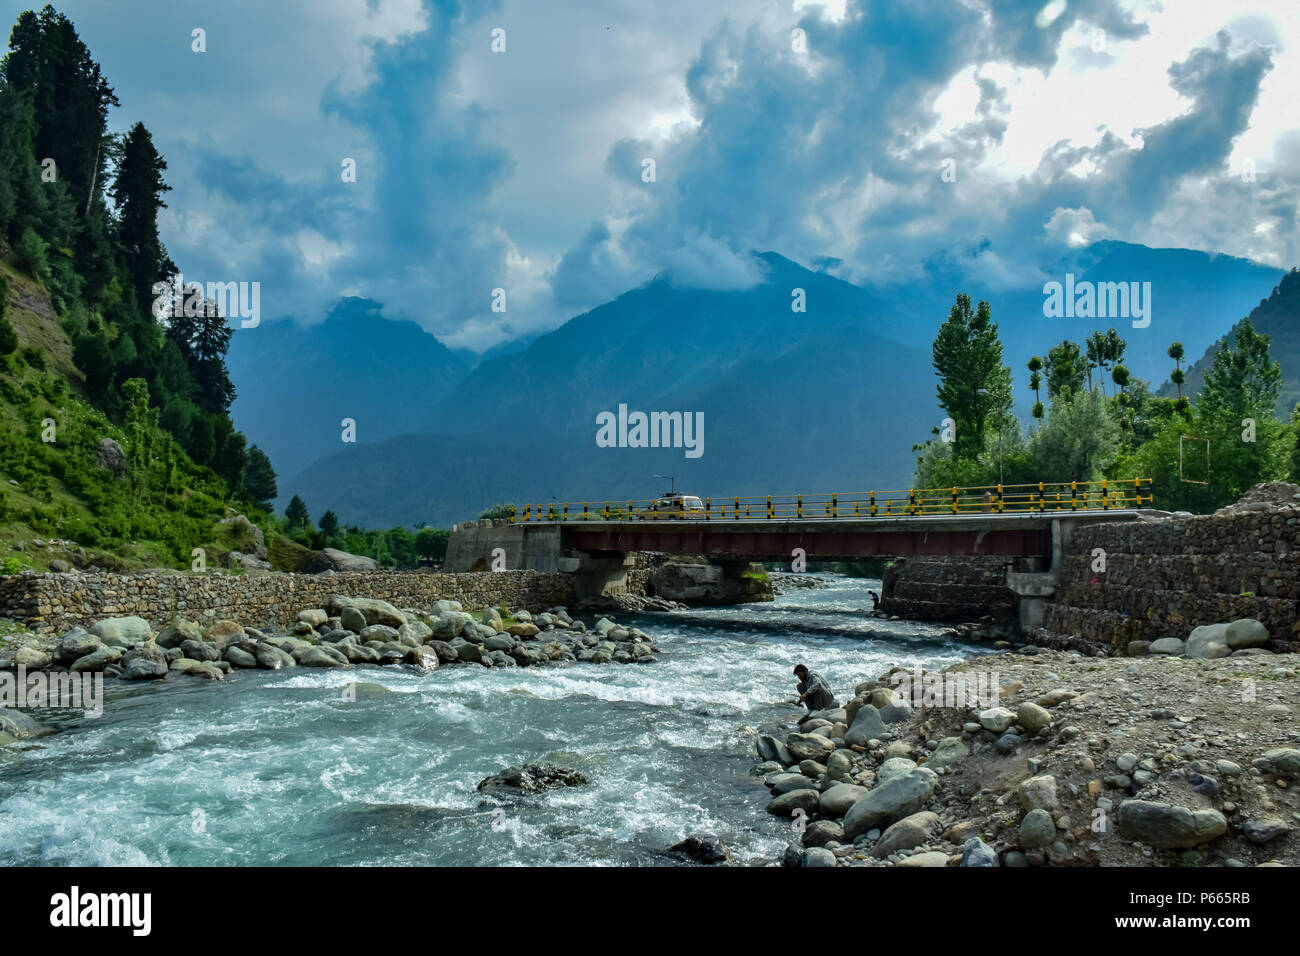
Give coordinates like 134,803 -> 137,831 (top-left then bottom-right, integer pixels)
0,276 -> 16,355
241,445 -> 277,510
110,121 -> 170,307
285,494 -> 310,530
931,293 -> 1012,459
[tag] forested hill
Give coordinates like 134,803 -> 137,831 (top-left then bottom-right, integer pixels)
0,5 -> 278,571
1159,268 -> 1300,416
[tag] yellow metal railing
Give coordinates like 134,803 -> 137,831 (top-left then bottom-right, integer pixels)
507,479 -> 1154,522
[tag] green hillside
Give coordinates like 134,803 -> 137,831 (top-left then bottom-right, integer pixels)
1161,268 -> 1300,415
0,244 -> 272,572
0,6 -> 283,572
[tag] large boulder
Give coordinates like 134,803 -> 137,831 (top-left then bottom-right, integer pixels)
121,644 -> 169,680
217,514 -> 269,559
766,788 -> 821,818
477,761 -> 587,794
818,783 -> 868,818
785,732 -> 836,763
1116,800 -> 1228,849
96,437 -> 126,478
156,620 -> 202,649
327,596 -> 405,629
53,628 -> 102,665
90,616 -> 153,649
1225,618 -> 1269,649
1186,623 -> 1231,659
307,548 -> 380,572
871,810 -> 939,858
843,704 -> 887,747
842,767 -> 938,838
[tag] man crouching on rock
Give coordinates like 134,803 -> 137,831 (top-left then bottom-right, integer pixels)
793,664 -> 836,711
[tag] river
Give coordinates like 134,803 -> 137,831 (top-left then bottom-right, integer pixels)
0,575 -> 991,866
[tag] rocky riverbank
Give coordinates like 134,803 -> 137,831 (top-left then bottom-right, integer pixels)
752,627 -> 1298,868
0,593 -> 661,696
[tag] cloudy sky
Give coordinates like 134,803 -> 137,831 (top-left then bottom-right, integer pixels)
8,0 -> 1298,350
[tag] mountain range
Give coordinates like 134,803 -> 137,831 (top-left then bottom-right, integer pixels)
225,243 -> 1289,528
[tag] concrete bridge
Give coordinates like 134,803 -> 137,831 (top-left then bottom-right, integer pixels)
445,480 -> 1160,631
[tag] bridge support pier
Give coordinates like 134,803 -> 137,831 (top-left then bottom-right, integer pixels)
1005,519 -> 1069,634
560,551 -> 634,604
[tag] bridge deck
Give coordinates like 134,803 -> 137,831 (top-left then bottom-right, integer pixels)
558,509 -> 1160,561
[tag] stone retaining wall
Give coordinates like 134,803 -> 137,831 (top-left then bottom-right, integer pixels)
879,555 -> 1019,625
1041,504 -> 1300,654
0,569 -> 582,635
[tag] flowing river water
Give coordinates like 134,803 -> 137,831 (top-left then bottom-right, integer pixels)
1,575 -> 992,866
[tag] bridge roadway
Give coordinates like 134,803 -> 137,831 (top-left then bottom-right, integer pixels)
556,509 -> 1161,562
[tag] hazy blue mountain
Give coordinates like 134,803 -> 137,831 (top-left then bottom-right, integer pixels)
279,324 -> 937,528
226,297 -> 471,470
266,245 -> 1286,527
971,241 -> 1285,406
1158,267 -> 1300,415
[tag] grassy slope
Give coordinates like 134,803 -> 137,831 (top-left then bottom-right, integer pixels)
0,251 -> 299,572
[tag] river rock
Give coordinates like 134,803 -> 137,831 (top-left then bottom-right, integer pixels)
455,641 -> 484,664
180,639 -> 220,662
802,820 -> 845,848
156,620 -> 201,649
15,645 -> 50,669
404,646 -> 438,670
329,596 -> 405,629
297,609 -> 329,628
171,658 -> 224,679
767,788 -> 820,817
786,732 -> 836,763
485,634 -> 515,652
1254,749 -> 1300,778
801,847 -> 837,867
203,620 -> 245,650
768,772 -> 812,795
897,851 -> 949,867
978,706 -> 1016,733
1016,702 -> 1052,733
843,704 -> 887,747
398,621 -> 433,645
960,837 -> 1000,867
297,646 -> 352,668
53,628 -> 101,664
70,646 -> 121,672
0,707 -> 54,740
1148,638 -> 1185,655
670,833 -> 728,864
871,810 -> 939,857
225,646 -> 258,669
426,640 -> 459,664
826,749 -> 855,781
842,767 -> 937,838
1241,818 -> 1291,844
1186,623 -> 1231,659
121,643 -> 168,679
819,783 -> 868,817
925,737 -> 968,770
90,616 -> 153,649
1019,808 -> 1056,849
757,734 -> 795,766
1225,618 -> 1269,649
1018,774 -> 1059,812
477,761 -> 587,794
359,625 -> 400,645
1117,800 -> 1228,848
254,643 -> 295,669
875,756 -> 918,786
